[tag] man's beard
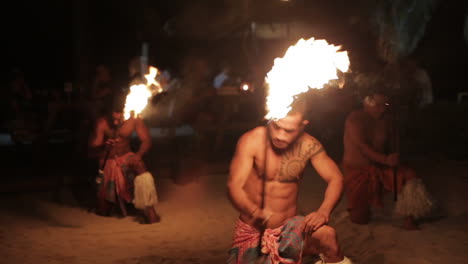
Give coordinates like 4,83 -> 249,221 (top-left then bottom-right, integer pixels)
269,137 -> 298,154
267,129 -> 302,154
271,143 -> 288,154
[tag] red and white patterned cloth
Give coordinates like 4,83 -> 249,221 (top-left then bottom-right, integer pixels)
229,217 -> 304,264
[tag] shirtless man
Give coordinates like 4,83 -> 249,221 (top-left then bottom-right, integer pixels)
90,95 -> 160,223
227,104 -> 352,264
342,90 -> 433,230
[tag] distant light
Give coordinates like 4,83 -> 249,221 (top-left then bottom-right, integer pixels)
242,84 -> 249,91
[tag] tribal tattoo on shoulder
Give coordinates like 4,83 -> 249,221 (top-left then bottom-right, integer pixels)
277,138 -> 324,182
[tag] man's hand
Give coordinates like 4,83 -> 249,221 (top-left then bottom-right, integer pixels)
251,207 -> 273,226
301,211 -> 329,233
105,138 -> 121,146
385,153 -> 399,167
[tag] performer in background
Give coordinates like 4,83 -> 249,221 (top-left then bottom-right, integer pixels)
342,89 -> 434,230
89,94 -> 160,224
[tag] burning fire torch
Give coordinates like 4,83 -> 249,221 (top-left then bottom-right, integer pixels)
258,37 -> 350,260
96,66 -> 161,187
123,66 -> 162,120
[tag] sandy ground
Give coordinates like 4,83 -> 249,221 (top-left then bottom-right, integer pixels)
0,157 -> 467,264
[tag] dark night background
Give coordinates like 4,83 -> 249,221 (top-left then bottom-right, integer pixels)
1,0 -> 467,100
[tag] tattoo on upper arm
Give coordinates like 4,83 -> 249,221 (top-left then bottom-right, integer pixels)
277,138 -> 323,182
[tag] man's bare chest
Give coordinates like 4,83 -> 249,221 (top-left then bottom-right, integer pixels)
104,121 -> 135,138
365,121 -> 389,147
253,140 -> 318,183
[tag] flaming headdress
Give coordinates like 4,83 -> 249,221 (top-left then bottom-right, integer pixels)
123,66 -> 162,120
264,38 -> 350,120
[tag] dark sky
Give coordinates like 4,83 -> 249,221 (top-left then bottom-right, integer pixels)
1,1 -> 70,89
1,0 -> 467,99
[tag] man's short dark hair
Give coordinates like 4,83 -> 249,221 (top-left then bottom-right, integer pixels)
289,96 -> 308,120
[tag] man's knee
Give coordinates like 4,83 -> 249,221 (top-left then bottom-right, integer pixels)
398,165 -> 418,180
315,225 -> 336,238
130,157 -> 147,175
396,167 -> 419,191
309,226 -> 340,255
404,167 -> 418,180
311,226 -> 337,245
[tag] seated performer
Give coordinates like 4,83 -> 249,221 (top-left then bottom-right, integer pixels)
342,89 -> 434,230
227,100 -> 353,264
89,95 -> 160,223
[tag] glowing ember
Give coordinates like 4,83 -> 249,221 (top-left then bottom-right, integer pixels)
264,38 -> 350,120
124,66 -> 161,120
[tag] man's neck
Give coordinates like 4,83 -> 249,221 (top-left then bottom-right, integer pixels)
269,134 -> 303,155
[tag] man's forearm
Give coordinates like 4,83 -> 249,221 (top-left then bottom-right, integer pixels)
227,186 -> 258,217
137,141 -> 151,157
360,144 -> 387,165
317,178 -> 343,217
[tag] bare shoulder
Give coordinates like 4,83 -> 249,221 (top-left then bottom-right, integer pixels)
120,117 -> 144,130
236,126 -> 265,152
134,117 -> 148,127
302,132 -> 321,144
346,110 -> 362,121
96,117 -> 109,130
346,110 -> 365,126
301,133 -> 325,157
240,126 -> 265,142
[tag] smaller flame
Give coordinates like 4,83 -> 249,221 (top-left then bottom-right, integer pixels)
123,84 -> 152,120
124,66 -> 161,120
145,67 -> 159,87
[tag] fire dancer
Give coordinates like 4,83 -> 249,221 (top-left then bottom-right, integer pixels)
342,89 -> 434,230
89,94 -> 160,224
227,100 -> 352,264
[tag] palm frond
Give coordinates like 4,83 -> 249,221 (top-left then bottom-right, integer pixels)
374,0 -> 437,62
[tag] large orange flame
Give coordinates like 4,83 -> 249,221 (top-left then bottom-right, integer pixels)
265,38 -> 350,120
